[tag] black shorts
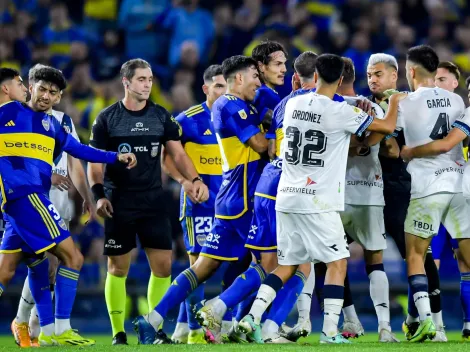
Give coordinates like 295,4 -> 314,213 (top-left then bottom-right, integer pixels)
103,188 -> 172,256
383,190 -> 410,259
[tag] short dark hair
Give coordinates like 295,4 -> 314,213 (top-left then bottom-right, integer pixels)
315,54 -> 345,84
203,64 -> 223,83
29,66 -> 67,90
407,45 -> 439,74
252,40 -> 287,65
293,51 -> 318,80
0,68 -> 20,85
341,57 -> 355,85
222,55 -> 258,81
120,59 -> 151,81
466,76 -> 470,89
438,61 -> 460,81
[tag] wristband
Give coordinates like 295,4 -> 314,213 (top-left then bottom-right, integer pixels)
91,183 -> 106,202
192,176 -> 203,184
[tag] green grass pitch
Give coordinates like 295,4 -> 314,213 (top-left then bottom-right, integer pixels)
0,332 -> 468,351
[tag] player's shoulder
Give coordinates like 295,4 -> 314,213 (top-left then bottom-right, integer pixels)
181,103 -> 208,119
215,94 -> 247,115
96,101 -> 121,120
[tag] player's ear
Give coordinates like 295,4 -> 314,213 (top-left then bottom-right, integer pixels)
453,79 -> 459,90
202,84 -> 209,95
313,72 -> 318,85
257,61 -> 265,73
391,69 -> 398,83
29,84 -> 33,95
338,76 -> 344,88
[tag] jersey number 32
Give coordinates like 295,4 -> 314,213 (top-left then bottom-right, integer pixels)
285,126 -> 327,167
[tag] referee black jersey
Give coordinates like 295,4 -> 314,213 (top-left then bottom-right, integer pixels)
90,101 -> 181,192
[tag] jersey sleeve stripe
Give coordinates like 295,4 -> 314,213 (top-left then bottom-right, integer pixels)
452,120 -> 470,137
355,115 -> 374,137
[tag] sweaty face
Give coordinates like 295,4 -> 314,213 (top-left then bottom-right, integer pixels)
367,62 -> 397,96
5,76 -> 28,103
435,68 -> 458,92
261,51 -> 287,87
30,80 -> 61,112
206,74 -> 227,104
127,67 -> 153,101
241,66 -> 261,101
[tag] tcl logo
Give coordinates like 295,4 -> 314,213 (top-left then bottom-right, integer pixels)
134,146 -> 148,152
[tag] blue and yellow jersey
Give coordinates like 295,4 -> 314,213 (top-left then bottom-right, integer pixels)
0,101 -> 117,209
253,84 -> 281,126
212,94 -> 264,219
255,89 -> 345,198
176,102 -> 222,218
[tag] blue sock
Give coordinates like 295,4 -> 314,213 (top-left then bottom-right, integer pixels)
220,263 -> 266,309
155,268 -> 198,318
408,274 -> 431,320
236,291 -> 257,322
55,266 -> 80,320
28,257 -> 54,327
407,285 -> 419,318
177,302 -> 187,323
268,271 -> 306,326
186,283 -> 204,330
461,272 -> 470,323
0,282 -> 5,297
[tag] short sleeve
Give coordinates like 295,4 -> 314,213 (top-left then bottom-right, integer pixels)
452,107 -> 470,137
340,104 -> 373,136
162,109 -> 182,143
175,112 -> 191,144
225,107 -> 260,144
89,112 -> 108,149
395,102 -> 405,131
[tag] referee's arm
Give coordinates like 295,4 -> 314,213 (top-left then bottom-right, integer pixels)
87,114 -> 113,218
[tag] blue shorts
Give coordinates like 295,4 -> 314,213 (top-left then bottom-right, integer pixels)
431,224 -> 458,260
200,211 -> 252,261
181,211 -> 214,255
0,193 -> 70,255
245,195 -> 277,254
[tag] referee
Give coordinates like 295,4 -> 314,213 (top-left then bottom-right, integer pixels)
88,59 -> 208,345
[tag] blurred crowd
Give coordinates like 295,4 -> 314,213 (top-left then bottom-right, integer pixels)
2,0 -> 470,269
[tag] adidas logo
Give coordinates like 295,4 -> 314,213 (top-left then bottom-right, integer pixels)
4,120 -> 15,127
203,129 -> 212,136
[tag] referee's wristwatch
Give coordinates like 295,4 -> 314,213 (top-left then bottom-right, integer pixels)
192,176 -> 203,184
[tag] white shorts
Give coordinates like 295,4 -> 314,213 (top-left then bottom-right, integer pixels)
405,192 -> 470,240
340,205 -> 386,251
276,211 -> 350,265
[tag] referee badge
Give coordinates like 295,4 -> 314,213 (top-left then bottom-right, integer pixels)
238,109 -> 247,119
42,118 -> 50,131
151,145 -> 159,157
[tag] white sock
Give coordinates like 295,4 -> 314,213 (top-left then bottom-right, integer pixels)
16,278 -> 35,323
368,270 -> 390,332
55,318 -> 71,336
147,310 -> 164,332
211,298 -> 228,318
342,305 -> 359,322
221,320 -> 232,334
432,311 -> 444,328
323,298 -> 343,337
249,284 -> 277,324
173,322 -> 189,337
297,264 -> 315,323
261,319 -> 279,339
41,323 -> 54,337
464,321 -> 470,330
29,306 -> 40,338
406,314 -> 419,324
413,292 -> 431,321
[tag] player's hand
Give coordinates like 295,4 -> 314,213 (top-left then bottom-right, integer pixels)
118,153 -> 137,169
400,146 -> 413,162
356,98 -> 373,115
193,180 -> 209,203
96,198 -> 113,218
182,180 -> 198,203
389,91 -> 408,103
51,174 -> 73,191
82,200 -> 97,225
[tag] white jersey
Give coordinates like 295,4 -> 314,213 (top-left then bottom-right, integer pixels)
397,87 -> 466,199
458,108 -> 470,199
49,110 -> 80,220
343,96 -> 385,206
276,92 -> 373,214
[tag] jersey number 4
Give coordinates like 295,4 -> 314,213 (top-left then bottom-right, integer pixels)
285,126 -> 327,167
429,113 -> 450,140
